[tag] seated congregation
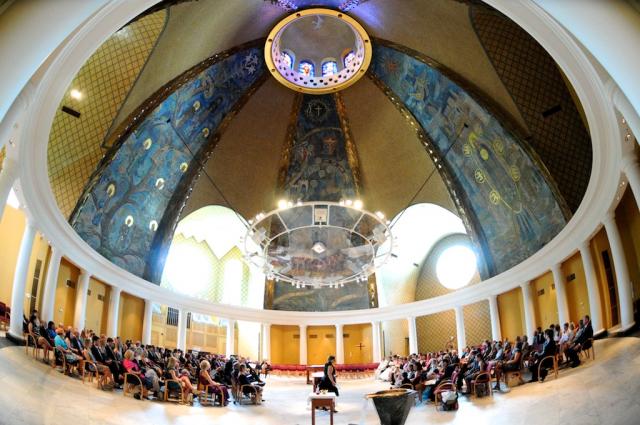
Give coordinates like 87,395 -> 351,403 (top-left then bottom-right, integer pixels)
22,310 -> 269,406
375,315 -> 595,406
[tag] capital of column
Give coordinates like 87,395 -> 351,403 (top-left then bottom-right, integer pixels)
579,240 -> 591,253
0,156 -> 18,175
519,281 -> 532,291
622,154 -> 639,171
603,211 -> 616,226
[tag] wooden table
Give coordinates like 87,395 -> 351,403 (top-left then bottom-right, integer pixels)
308,393 -> 336,425
312,372 -> 324,393
306,364 -> 324,384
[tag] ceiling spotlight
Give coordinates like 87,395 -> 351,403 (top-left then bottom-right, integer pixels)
345,199 -> 353,206
69,89 -> 83,100
375,211 -> 385,219
354,199 -> 363,209
278,199 -> 288,209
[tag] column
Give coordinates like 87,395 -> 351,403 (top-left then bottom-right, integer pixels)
8,220 -> 36,340
488,295 -> 502,342
371,321 -> 382,363
521,282 -> 536,344
226,319 -> 236,357
40,247 -> 61,323
407,317 -> 418,355
299,324 -> 308,365
623,156 -> 640,211
72,269 -> 90,330
551,263 -> 570,325
106,286 -> 121,337
177,309 -> 187,351
142,300 -> 153,346
335,324 -> 344,364
579,241 -> 605,335
0,157 -> 17,222
262,323 -> 271,361
454,307 -> 466,351
604,213 -> 635,330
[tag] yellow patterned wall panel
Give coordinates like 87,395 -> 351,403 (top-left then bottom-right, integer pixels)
0,146 -> 5,170
417,310 -> 457,353
463,300 -> 492,346
47,10 -> 167,218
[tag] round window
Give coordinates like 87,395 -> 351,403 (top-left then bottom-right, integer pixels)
436,245 -> 477,290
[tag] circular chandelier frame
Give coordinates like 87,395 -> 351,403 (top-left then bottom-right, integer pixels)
242,201 -> 393,288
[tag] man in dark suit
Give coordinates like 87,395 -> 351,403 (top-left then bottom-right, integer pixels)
529,328 -> 556,382
566,315 -> 594,367
90,335 -> 123,386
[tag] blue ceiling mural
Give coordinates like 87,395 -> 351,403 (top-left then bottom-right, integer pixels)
70,45 -> 266,280
266,0 -> 370,11
369,42 -> 568,276
280,94 -> 358,202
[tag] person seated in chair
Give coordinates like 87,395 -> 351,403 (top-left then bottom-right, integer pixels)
238,363 -> 263,404
28,312 -> 52,363
462,353 -> 486,394
199,360 -> 230,405
53,328 -> 82,371
494,342 -> 522,390
565,315 -> 593,368
165,356 -> 197,404
90,335 -> 122,387
528,329 -> 556,382
122,349 -> 153,399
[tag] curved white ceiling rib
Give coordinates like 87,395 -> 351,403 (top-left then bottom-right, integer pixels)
12,0 -> 625,325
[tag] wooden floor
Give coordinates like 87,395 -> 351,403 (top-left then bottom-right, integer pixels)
1,336 -> 639,425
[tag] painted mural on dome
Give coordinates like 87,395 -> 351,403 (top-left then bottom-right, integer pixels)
269,93 -> 373,311
370,43 -> 567,275
281,94 -> 358,202
70,47 -> 265,279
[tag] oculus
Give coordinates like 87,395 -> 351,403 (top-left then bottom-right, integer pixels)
265,8 -> 371,94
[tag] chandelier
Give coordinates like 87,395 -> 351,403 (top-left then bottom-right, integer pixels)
242,200 -> 393,288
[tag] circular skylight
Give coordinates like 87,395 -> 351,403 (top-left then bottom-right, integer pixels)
265,8 -> 371,94
436,245 -> 477,290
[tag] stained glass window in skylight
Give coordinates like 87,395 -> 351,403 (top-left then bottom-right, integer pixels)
282,51 -> 293,69
343,51 -> 356,68
299,60 -> 315,77
322,61 -> 338,76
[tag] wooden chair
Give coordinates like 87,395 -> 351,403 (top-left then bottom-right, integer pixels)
163,379 -> 184,403
198,382 -> 225,406
434,382 -> 457,411
580,338 -> 595,361
124,373 -> 144,399
232,378 -> 259,405
82,360 -> 103,389
24,333 -> 38,358
503,357 -> 525,387
471,372 -> 492,397
0,302 -> 9,330
537,354 -> 559,381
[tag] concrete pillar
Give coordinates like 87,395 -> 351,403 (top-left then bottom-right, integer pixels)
520,282 -> 536,344
335,323 -> 345,364
299,324 -> 308,365
8,219 -> 35,340
0,157 -> 17,222
623,156 -> 640,210
488,295 -> 502,341
72,269 -> 90,330
177,309 -> 187,351
454,307 -> 466,351
603,213 -> 635,331
407,317 -> 418,355
262,323 -> 271,361
579,241 -> 605,335
40,247 -> 61,323
371,321 -> 382,363
142,300 -> 153,346
226,319 -> 236,357
551,263 -> 570,325
106,287 -> 121,337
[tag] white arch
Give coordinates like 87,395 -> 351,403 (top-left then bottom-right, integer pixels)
1,0 -> 629,327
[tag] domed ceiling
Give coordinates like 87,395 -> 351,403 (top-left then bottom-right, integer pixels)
48,0 -> 592,311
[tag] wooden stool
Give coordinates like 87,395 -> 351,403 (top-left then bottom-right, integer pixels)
309,393 -> 335,425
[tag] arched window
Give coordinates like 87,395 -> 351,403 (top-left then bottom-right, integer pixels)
322,60 -> 338,76
343,51 -> 356,68
281,51 -> 294,69
298,60 -> 315,77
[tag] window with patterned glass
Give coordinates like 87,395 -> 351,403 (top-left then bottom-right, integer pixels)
343,51 -> 355,68
322,61 -> 338,76
298,60 -> 315,77
282,51 -> 293,69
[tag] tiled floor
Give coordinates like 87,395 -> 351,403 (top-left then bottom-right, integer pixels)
1,337 -> 639,425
